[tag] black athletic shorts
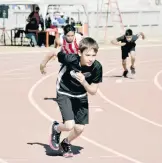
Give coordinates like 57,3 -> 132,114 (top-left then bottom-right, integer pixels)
56,93 -> 89,125
122,47 -> 135,60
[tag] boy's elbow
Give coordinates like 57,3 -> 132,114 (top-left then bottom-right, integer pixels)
89,90 -> 97,95
88,84 -> 99,95
57,56 -> 63,63
91,92 -> 96,95
57,52 -> 63,60
111,40 -> 116,44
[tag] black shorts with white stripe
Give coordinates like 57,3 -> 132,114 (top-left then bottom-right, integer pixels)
56,93 -> 89,125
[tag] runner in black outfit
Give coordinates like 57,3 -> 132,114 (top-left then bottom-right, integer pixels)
48,37 -> 103,157
111,29 -> 145,77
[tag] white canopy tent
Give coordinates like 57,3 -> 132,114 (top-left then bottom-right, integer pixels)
37,0 -> 89,23
37,0 -> 89,34
0,0 -> 40,4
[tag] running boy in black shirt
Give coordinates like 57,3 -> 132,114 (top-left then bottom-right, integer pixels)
48,37 -> 103,157
111,29 -> 145,77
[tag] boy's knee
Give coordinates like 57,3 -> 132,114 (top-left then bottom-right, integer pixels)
122,59 -> 126,64
130,51 -> 136,58
74,124 -> 85,134
64,120 -> 75,131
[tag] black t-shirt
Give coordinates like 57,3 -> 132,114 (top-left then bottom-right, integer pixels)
25,23 -> 38,34
56,52 -> 103,97
116,34 -> 139,50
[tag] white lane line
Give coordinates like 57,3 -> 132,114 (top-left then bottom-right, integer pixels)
154,70 -> 162,91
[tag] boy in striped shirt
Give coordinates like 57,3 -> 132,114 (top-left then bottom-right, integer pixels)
40,25 -> 83,74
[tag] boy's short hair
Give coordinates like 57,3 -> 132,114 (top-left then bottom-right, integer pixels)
125,29 -> 133,36
79,37 -> 99,53
63,25 -> 75,35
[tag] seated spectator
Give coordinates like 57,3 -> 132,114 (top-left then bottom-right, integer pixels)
25,18 -> 38,47
27,6 -> 44,31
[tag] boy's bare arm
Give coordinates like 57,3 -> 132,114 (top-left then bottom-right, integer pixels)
137,32 -> 145,39
82,82 -> 99,95
111,39 -> 119,45
40,48 -> 61,74
111,39 -> 126,46
54,37 -> 62,48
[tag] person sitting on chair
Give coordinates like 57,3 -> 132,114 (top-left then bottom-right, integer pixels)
25,18 -> 39,47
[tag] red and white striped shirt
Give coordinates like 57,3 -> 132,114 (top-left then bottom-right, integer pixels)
60,33 -> 82,54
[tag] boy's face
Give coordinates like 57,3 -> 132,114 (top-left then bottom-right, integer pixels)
126,35 -> 132,42
65,31 -> 75,43
79,49 -> 97,67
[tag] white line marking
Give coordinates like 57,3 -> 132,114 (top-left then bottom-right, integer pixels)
103,68 -> 117,76
28,73 -> 57,122
115,79 -> 123,83
28,72 -> 144,163
97,69 -> 162,128
80,136 -> 143,163
115,79 -> 149,84
95,108 -> 103,112
154,70 -> 162,91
